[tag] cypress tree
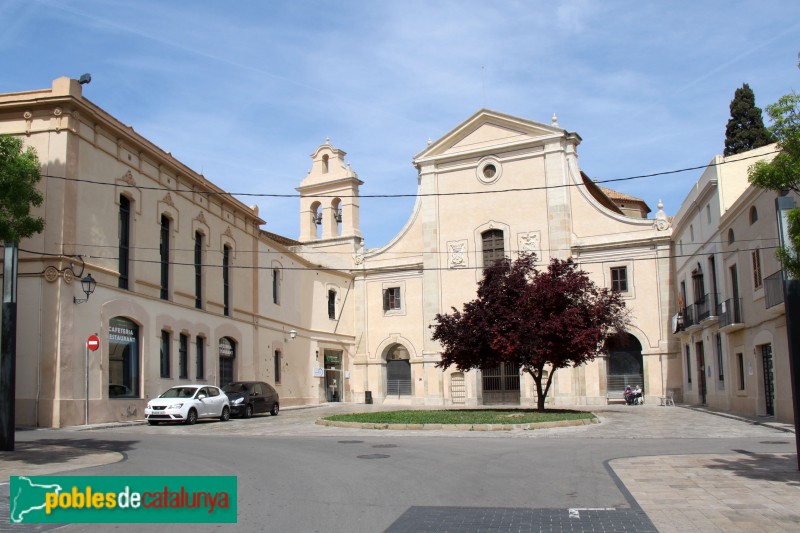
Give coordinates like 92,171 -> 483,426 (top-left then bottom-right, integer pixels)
724,83 -> 772,156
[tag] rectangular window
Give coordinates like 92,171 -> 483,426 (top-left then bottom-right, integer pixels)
160,215 -> 170,300
223,245 -> 231,316
118,196 -> 130,290
611,267 -> 628,292
274,350 -> 281,384
685,345 -> 692,384
179,333 -> 188,379
195,232 -> 203,309
160,330 -> 171,378
716,334 -> 724,383
752,249 -> 763,289
328,289 -> 336,319
737,353 -> 745,390
482,229 -> 505,267
273,269 -> 280,305
383,287 -> 402,310
195,336 -> 205,380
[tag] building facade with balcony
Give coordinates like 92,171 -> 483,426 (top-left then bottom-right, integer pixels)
671,144 -> 797,423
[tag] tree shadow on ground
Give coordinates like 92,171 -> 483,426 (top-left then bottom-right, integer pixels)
0,438 -> 138,466
706,450 -> 800,487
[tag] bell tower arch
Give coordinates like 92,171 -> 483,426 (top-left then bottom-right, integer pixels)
297,139 -> 363,244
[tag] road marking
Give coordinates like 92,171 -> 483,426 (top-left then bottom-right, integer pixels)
569,508 -> 616,518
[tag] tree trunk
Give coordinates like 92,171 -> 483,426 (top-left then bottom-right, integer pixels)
527,367 -> 555,412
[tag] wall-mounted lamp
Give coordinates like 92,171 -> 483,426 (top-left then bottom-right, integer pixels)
289,329 -> 297,340
73,274 -> 97,304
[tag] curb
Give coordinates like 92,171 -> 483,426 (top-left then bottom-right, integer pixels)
315,417 -> 598,431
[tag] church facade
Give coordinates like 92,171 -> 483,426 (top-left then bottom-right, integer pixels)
296,110 -> 677,407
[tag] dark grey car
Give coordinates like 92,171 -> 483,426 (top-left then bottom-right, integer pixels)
223,381 -> 279,418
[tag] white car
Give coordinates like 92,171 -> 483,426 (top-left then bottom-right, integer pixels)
145,385 -> 231,425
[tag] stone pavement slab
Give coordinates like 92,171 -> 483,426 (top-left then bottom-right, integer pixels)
611,452 -> 800,532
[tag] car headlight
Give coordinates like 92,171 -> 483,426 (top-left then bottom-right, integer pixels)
166,403 -> 184,409
231,397 -> 244,405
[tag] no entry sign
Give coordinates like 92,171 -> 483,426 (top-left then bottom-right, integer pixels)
87,334 -> 100,351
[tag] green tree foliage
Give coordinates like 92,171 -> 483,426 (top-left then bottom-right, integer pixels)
748,92 -> 800,278
0,135 -> 45,243
430,254 -> 628,411
724,83 -> 773,156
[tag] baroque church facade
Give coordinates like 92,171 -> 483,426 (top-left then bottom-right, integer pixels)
296,110 -> 677,407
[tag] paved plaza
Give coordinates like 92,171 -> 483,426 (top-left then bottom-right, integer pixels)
1,403 -> 798,532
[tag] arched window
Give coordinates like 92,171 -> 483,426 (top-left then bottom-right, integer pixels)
728,228 -> 735,244
322,154 -> 329,174
749,206 -> 758,225
328,289 -> 337,319
160,215 -> 170,300
194,231 -> 203,309
118,196 -> 131,290
219,337 -> 236,388
481,229 -> 505,267
223,245 -> 231,316
108,317 -> 139,398
332,198 -> 342,236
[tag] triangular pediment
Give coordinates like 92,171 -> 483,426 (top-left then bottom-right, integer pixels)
414,109 -> 566,163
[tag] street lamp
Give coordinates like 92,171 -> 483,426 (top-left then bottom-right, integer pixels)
775,194 -> 800,470
73,273 -> 97,304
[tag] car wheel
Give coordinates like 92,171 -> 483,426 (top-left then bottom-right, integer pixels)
244,404 -> 253,419
220,406 -> 230,422
185,408 -> 198,425
271,402 -> 279,416
148,420 -> 160,426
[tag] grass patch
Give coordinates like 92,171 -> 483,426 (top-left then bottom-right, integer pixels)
324,409 -> 595,425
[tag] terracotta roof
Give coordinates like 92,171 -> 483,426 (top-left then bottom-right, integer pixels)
580,172 -> 624,215
598,185 -> 645,203
260,230 -> 301,247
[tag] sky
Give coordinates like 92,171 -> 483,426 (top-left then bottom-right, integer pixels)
2,0 -> 799,248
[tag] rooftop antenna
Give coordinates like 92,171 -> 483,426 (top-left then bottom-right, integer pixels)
78,73 -> 92,85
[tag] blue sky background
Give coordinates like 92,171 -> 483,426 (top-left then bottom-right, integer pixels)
2,0 -> 799,248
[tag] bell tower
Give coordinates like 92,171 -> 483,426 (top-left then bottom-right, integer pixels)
297,139 -> 363,245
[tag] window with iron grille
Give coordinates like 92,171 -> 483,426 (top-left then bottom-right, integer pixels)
328,289 -> 336,319
383,287 -> 401,311
737,353 -> 745,390
752,249 -> 762,289
194,232 -> 203,309
179,333 -> 188,379
196,336 -> 205,380
118,196 -> 130,290
223,245 -> 231,316
685,345 -> 692,384
482,229 -> 504,267
611,266 -> 628,292
160,330 -> 171,378
160,215 -> 170,300
274,350 -> 281,384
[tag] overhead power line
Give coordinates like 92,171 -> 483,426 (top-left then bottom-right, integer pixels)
41,149 -> 779,199
19,244 -> 781,273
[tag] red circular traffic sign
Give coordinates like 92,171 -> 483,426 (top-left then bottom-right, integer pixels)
87,334 -> 100,351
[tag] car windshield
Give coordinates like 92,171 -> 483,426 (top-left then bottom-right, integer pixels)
160,387 -> 199,399
222,383 -> 249,393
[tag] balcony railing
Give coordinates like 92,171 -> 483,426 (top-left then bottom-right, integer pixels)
695,293 -> 719,321
717,298 -> 743,328
680,305 -> 696,330
765,271 -> 785,309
